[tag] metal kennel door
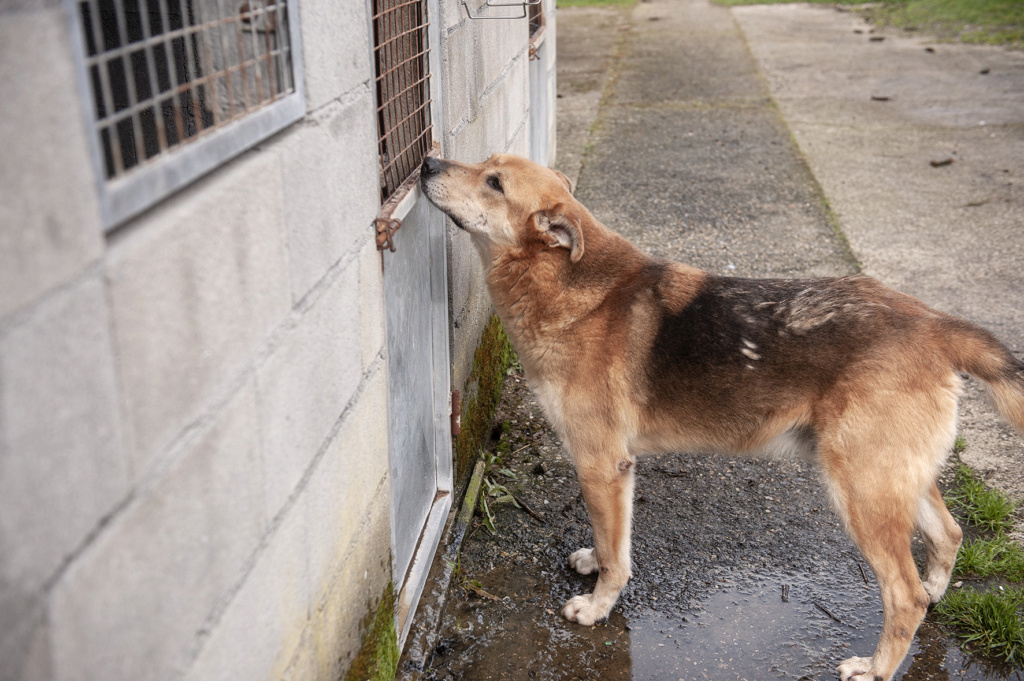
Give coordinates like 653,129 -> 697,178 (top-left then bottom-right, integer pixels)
382,193 -> 452,645
370,0 -> 450,645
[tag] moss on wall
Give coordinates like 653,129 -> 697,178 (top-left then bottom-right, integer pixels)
454,315 -> 517,486
343,583 -> 397,681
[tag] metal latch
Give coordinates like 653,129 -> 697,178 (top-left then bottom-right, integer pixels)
375,217 -> 401,252
463,0 -> 540,20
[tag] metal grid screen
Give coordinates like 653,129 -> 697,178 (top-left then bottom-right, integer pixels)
78,0 -> 297,180
528,0 -> 542,35
372,0 -> 433,201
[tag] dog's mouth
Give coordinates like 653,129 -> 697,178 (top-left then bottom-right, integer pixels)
420,175 -> 469,232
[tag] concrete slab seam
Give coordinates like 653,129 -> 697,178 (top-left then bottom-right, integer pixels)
729,7 -> 862,274
575,6 -> 633,185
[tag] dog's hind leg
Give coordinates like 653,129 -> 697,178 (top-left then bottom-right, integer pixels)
833,478 -> 929,681
917,482 -> 963,603
562,446 -> 635,626
823,430 -> 937,679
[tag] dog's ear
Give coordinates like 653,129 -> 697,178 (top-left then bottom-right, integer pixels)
553,169 -> 574,195
534,205 -> 585,263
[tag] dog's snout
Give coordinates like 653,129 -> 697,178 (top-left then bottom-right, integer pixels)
421,155 -> 442,176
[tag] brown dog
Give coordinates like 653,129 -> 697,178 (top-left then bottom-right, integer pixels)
420,153 -> 1024,681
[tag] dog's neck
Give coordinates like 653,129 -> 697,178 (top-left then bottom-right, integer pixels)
482,217 -> 650,377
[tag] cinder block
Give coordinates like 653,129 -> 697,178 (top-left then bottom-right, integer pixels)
106,149 -> 290,473
257,262 -> 362,522
476,13 -> 528,96
358,240 -> 385,371
0,276 -> 128,597
0,596 -> 50,681
503,63 -> 531,150
0,7 -> 104,319
310,493 -> 392,681
304,368 -> 389,594
280,92 -> 379,303
442,26 -> 473,137
445,236 -> 491,392
49,381 -> 265,681
181,492 -> 310,681
440,0 -> 465,33
299,0 -> 373,112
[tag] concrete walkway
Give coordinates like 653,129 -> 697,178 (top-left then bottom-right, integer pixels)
418,2 -> 1024,679
560,0 -> 1024,505
733,4 -> 1024,503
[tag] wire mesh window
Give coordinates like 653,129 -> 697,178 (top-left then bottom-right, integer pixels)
528,0 -> 542,36
77,0 -> 298,181
372,0 -> 433,202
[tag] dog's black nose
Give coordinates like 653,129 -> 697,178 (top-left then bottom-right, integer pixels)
421,155 -> 442,176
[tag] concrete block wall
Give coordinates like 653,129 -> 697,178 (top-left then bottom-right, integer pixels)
439,0 -> 558,404
0,0 -> 556,679
0,1 -> 391,680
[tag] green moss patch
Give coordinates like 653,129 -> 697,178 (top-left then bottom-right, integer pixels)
453,315 -> 517,486
344,583 -> 398,681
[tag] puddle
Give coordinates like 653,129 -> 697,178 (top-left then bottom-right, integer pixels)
429,566 -> 1023,681
424,375 -> 1022,681
627,575 -> 1023,681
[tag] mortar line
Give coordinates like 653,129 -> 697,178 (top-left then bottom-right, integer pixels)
181,356 -> 388,677
39,239 -> 375,597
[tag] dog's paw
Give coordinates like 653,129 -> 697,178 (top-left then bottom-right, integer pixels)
922,576 -> 948,604
836,656 -> 875,681
561,594 -> 608,626
568,548 -> 599,575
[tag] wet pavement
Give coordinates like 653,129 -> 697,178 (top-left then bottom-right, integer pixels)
419,0 -> 1024,679
426,375 -> 1019,681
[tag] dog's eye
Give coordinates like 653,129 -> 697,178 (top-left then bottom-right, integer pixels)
487,176 -> 503,193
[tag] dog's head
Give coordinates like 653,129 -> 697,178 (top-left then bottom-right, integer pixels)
420,154 -> 585,264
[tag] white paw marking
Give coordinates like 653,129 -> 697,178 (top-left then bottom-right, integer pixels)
568,548 -> 599,575
923,576 -> 948,603
837,656 -> 874,681
561,593 -> 607,626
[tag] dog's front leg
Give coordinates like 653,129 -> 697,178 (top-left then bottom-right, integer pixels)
562,451 -> 635,626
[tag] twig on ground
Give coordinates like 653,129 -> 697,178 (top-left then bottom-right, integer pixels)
512,493 -> 547,524
815,602 -> 843,624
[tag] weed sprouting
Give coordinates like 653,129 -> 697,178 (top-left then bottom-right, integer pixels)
934,442 -> 1024,667
955,536 -> 1024,583
935,587 -> 1024,667
945,462 -> 1019,534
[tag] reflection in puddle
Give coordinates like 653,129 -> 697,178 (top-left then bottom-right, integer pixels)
431,562 -> 1024,680
627,575 -> 1022,681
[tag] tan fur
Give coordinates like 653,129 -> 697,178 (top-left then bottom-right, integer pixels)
420,154 -> 1024,681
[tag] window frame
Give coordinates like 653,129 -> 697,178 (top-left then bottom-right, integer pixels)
367,0 -> 443,224
65,0 -> 306,231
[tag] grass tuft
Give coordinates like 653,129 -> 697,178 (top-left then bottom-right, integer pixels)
866,0 -> 1024,47
711,0 -> 1024,47
557,0 -> 636,6
955,536 -> 1024,583
945,462 -> 1019,535
934,586 -> 1024,667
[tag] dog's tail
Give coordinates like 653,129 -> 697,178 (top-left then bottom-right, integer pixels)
944,317 -> 1024,433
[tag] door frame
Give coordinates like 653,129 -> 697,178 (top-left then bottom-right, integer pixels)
365,0 -> 452,648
